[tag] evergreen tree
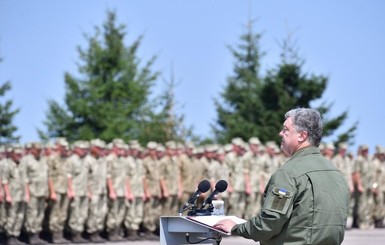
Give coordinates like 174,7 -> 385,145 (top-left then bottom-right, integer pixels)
40,11 -> 159,143
213,23 -> 357,145
213,22 -> 265,144
0,59 -> 20,144
141,64 -> 197,144
262,38 -> 357,145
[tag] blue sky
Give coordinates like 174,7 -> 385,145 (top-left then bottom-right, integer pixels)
0,1 -> 384,154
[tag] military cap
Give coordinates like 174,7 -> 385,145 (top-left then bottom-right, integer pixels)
378,146 -> 385,154
56,137 -> 69,147
338,142 -> 348,150
112,138 -> 125,145
185,141 -> 195,149
224,144 -> 233,152
10,143 -> 23,154
106,142 -> 114,150
90,138 -> 106,148
231,137 -> 244,147
73,140 -> 88,149
157,144 -> 165,152
358,144 -> 368,151
129,140 -> 139,145
325,143 -> 335,150
165,141 -> 177,149
147,141 -> 158,150
130,142 -> 141,150
205,144 -> 218,152
265,141 -> 277,149
24,142 -> 33,149
249,137 -> 261,145
44,142 -> 54,148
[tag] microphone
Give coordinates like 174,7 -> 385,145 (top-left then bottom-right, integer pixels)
180,179 -> 211,213
201,179 -> 228,208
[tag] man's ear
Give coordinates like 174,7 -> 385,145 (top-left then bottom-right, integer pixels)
298,131 -> 308,143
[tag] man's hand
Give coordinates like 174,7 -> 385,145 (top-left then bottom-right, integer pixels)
213,219 -> 237,234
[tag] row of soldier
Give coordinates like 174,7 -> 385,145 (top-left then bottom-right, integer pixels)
0,137 -> 384,244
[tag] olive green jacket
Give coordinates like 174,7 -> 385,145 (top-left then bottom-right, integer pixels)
232,146 -> 349,245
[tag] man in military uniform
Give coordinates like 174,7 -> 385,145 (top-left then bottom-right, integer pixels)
22,142 -> 49,244
226,138 -> 250,218
47,138 -> 70,244
352,144 -> 375,229
142,142 -> 161,240
159,141 -> 182,216
106,139 -> 132,241
372,146 -> 385,228
214,108 -> 350,245
332,142 -> 354,228
66,141 -> 90,243
179,143 -> 205,213
86,139 -> 107,243
244,137 -> 264,220
2,146 -> 27,245
124,141 -> 144,241
0,146 -> 7,242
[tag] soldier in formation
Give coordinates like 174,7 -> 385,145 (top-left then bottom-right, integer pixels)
0,137 -> 384,244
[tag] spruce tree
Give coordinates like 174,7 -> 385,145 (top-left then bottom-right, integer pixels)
213,24 -> 357,145
0,59 -> 20,144
40,11 -> 159,143
213,22 -> 265,144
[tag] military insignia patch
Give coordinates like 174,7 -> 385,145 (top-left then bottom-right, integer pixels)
264,187 -> 294,214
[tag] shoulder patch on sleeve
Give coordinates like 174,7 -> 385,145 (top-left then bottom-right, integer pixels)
264,187 -> 294,214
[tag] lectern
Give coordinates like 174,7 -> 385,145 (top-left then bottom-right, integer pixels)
159,215 -> 245,245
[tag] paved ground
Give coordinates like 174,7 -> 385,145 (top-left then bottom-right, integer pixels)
83,228 -> 385,244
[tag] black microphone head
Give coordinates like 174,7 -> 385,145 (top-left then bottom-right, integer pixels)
215,180 -> 228,193
198,180 -> 211,193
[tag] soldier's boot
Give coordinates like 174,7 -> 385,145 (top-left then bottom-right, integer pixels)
143,231 -> 159,241
89,232 -> 104,243
375,219 -> 384,228
51,232 -> 69,244
107,229 -> 123,242
29,233 -> 46,245
126,229 -> 141,241
6,236 -> 19,245
71,233 -> 87,244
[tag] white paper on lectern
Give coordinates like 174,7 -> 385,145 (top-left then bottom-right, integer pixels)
186,215 -> 247,235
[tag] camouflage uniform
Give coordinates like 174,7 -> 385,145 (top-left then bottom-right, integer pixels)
66,143 -> 90,242
159,144 -> 181,216
353,145 -> 375,229
124,147 -> 144,240
106,141 -> 128,241
142,142 -> 161,239
179,150 -> 204,209
46,142 -> 70,244
86,139 -> 107,242
372,146 -> 385,228
2,149 -> 26,243
22,146 -> 49,244
227,138 -> 249,218
244,139 -> 264,220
